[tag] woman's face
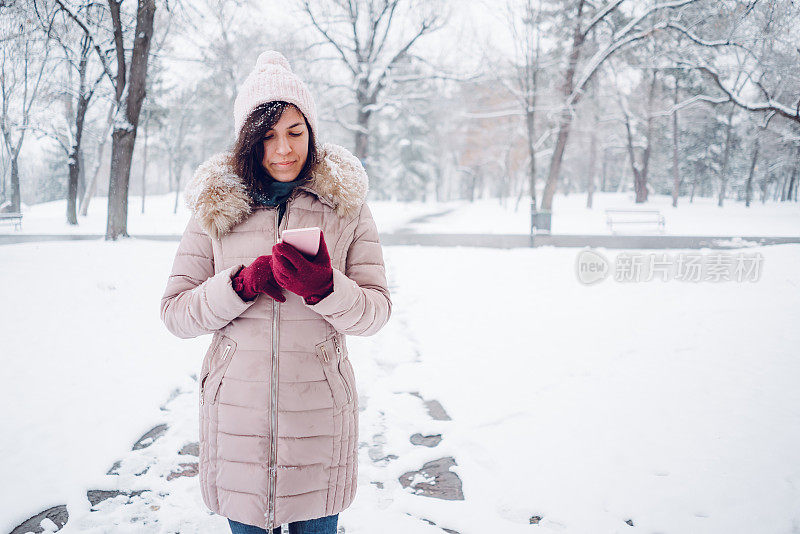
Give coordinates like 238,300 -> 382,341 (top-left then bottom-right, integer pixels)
261,105 -> 309,183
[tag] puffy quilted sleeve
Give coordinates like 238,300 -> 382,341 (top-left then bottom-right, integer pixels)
160,215 -> 258,339
305,202 -> 392,336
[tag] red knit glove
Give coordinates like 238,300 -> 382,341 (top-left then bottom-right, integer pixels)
271,231 -> 334,305
231,255 -> 286,303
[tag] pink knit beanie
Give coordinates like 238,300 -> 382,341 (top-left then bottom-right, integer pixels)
233,51 -> 319,143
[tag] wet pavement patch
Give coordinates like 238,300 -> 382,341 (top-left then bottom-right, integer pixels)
179,441 -> 199,456
398,456 -> 464,501
132,424 -> 168,450
9,505 -> 68,534
409,433 -> 442,447
408,391 -> 452,420
166,462 -> 199,480
87,489 -> 149,510
368,431 -> 398,463
409,513 -> 460,534
106,459 -> 149,476
106,459 -> 122,475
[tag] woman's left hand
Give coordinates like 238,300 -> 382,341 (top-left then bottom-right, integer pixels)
271,230 -> 334,304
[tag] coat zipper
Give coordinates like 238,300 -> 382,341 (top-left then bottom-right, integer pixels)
333,335 -> 352,403
268,200 -> 291,529
200,336 -> 224,407
212,344 -> 232,404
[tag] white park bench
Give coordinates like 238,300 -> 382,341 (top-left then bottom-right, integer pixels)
0,212 -> 23,231
605,208 -> 665,233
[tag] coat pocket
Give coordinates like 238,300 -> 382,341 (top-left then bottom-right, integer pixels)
338,357 -> 355,406
314,337 -> 351,410
200,335 -> 237,406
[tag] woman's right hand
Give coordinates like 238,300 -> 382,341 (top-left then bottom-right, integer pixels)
232,255 -> 286,302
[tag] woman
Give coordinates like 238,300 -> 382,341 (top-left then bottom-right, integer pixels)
160,50 -> 392,534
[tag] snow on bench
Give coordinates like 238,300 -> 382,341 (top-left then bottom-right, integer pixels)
605,208 -> 665,234
0,212 -> 23,231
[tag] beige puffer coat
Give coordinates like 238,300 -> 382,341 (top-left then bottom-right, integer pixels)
159,143 -> 391,529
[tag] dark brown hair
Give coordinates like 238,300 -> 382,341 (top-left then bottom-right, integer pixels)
231,101 -> 319,201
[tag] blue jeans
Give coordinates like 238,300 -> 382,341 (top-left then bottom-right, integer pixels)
228,514 -> 338,534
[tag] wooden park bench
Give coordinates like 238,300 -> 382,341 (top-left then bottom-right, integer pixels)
605,208 -> 665,233
0,212 -> 23,231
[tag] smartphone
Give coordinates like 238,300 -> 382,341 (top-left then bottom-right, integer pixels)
280,227 -> 321,258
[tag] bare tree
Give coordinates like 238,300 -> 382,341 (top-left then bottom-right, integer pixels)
300,0 -> 446,170
33,0 -> 109,224
716,103 -> 736,206
744,126 -> 761,207
670,74 -> 680,206
0,3 -> 55,212
618,68 -> 659,203
538,0 -> 698,225
666,11 -> 800,125
502,0 -> 547,231
55,0 -> 156,239
80,103 -> 114,216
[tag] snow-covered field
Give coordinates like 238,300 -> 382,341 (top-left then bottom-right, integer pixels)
4,190 -> 799,236
1,228 -> 799,533
0,193 -> 439,235
398,192 -> 800,236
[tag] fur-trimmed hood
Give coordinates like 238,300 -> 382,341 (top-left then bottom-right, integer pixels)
184,142 -> 369,240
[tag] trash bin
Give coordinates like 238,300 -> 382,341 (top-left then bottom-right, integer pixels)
532,210 -> 552,234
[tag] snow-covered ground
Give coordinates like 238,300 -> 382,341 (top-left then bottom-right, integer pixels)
0,193 -> 440,235
4,190 -> 799,236
397,192 -> 800,236
1,231 -> 799,533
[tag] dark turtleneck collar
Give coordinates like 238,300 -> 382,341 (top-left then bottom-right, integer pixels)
250,176 -> 307,207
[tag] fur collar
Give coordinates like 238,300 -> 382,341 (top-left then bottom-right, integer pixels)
184,142 -> 369,240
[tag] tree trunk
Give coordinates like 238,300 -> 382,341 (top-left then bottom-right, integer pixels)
172,149 -> 186,214
1,152 -> 6,201
616,151 -> 629,193
744,133 -> 759,207
622,112 -> 646,201
10,154 -> 21,212
671,76 -> 680,207
777,173 -> 788,201
3,132 -> 26,213
785,150 -> 798,202
107,128 -> 137,237
542,122 -> 572,210
105,0 -> 156,240
527,19 -> 541,229
601,150 -> 608,192
66,150 -> 80,224
629,70 -> 658,203
173,167 -> 182,213
67,40 -> 92,226
586,106 -> 597,209
717,104 -> 735,207
541,0 -> 586,212
80,104 -> 114,216
77,148 -> 86,201
354,74 -> 372,167
67,91 -> 89,225
141,107 -> 149,214
526,106 -> 537,208
469,171 -> 478,202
